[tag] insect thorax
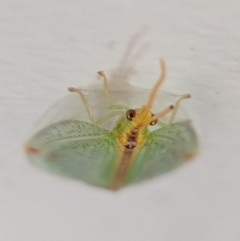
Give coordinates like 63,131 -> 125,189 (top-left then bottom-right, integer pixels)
113,117 -> 149,152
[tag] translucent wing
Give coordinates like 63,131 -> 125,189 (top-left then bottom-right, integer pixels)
30,87 -> 189,136
25,120 -> 119,188
124,122 -> 198,185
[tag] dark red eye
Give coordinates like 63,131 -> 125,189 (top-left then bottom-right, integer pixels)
126,109 -> 136,121
150,114 -> 157,125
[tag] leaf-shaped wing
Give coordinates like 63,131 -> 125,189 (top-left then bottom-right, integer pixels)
25,120 -> 119,188
125,122 -> 198,185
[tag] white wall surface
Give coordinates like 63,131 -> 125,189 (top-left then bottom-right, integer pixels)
1,1 -> 240,241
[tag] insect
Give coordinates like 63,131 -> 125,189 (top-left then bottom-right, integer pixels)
24,60 -> 198,190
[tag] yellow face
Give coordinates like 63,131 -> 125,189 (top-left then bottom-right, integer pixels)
126,106 -> 158,129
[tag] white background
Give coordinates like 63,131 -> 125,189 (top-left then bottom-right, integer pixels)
1,1 -> 240,241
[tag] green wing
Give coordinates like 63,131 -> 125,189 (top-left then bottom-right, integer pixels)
25,120 -> 118,188
25,120 -> 198,189
124,122 -> 198,185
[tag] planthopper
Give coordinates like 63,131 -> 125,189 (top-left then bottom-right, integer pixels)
24,60 -> 198,190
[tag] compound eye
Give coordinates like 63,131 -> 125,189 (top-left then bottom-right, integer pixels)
150,114 -> 157,125
126,109 -> 136,121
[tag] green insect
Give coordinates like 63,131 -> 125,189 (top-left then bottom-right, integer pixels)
25,60 -> 198,190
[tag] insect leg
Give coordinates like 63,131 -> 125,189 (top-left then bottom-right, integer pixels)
157,120 -> 167,127
97,71 -> 128,110
68,87 -> 95,123
68,87 -> 123,125
94,111 -> 124,126
168,94 -> 191,126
